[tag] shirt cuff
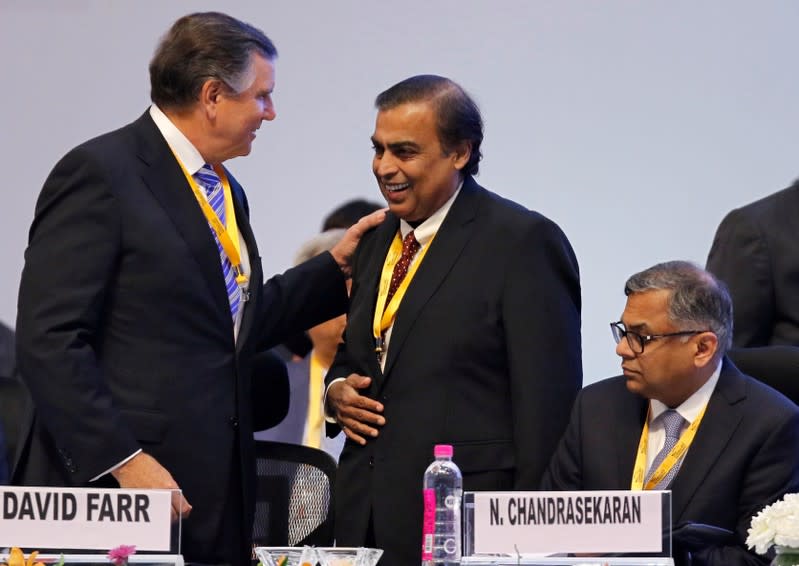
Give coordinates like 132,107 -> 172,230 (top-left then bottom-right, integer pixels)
89,449 -> 142,482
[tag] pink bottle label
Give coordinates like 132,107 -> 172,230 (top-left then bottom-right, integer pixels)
421,488 -> 435,560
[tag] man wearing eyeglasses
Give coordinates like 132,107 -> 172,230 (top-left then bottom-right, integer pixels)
542,261 -> 799,566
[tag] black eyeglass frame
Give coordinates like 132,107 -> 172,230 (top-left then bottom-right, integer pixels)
609,321 -> 710,354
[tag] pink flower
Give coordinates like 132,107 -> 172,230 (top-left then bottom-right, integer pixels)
107,545 -> 136,566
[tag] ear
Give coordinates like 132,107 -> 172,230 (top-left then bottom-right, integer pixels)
451,141 -> 472,171
199,79 -> 225,118
693,332 -> 719,368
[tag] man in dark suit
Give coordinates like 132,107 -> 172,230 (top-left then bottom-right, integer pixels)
324,75 -> 583,565
542,261 -> 799,566
706,181 -> 799,347
15,12 -> 381,565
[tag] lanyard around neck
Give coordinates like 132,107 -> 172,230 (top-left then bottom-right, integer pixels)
172,153 -> 248,287
630,403 -> 708,490
372,230 -> 434,353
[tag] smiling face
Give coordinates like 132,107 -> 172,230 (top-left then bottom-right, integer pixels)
206,52 -> 276,162
371,101 -> 469,223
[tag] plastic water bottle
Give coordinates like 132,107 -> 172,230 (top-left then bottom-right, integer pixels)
421,444 -> 462,566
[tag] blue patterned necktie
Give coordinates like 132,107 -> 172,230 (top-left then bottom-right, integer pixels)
194,164 -> 240,323
647,409 -> 686,489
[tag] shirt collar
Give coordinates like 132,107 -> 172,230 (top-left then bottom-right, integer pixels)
149,104 -> 206,176
650,358 -> 722,425
398,180 -> 463,245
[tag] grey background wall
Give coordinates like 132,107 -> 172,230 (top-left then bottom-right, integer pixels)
2,1 -> 798,383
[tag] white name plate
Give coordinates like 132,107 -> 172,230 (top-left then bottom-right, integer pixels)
470,490 -> 665,555
0,486 -> 173,551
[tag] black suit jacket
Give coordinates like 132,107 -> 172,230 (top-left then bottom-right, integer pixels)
327,177 -> 582,566
542,359 -> 799,566
707,182 -> 799,347
15,111 -> 347,564
0,421 -> 7,485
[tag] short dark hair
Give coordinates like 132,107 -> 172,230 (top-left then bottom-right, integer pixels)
149,12 -> 277,110
375,74 -> 483,176
321,199 -> 383,231
624,261 -> 734,356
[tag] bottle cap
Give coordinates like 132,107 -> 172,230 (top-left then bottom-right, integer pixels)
433,444 -> 453,458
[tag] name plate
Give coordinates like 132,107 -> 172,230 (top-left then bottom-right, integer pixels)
0,486 -> 173,551
468,490 -> 666,555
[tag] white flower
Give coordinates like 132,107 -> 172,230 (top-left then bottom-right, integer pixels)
747,494 -> 799,555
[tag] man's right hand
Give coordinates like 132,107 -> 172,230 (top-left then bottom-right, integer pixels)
111,452 -> 192,522
327,374 -> 385,445
329,208 -> 387,278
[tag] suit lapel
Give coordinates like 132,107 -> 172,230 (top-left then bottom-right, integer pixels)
227,174 -> 261,351
670,359 -> 746,522
614,395 -> 649,488
382,178 -> 481,378
133,112 -> 231,322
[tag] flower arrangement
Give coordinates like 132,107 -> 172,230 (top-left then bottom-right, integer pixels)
747,493 -> 799,555
107,545 -> 136,566
0,548 -> 46,566
1,545 -> 135,566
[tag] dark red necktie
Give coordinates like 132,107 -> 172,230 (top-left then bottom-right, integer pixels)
385,231 -> 420,308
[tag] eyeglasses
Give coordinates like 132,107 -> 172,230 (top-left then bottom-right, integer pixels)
610,321 -> 709,354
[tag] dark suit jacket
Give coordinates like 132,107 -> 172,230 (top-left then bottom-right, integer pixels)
327,177 -> 582,566
0,421 -> 7,485
0,322 -> 18,484
15,111 -> 348,565
707,182 -> 799,347
0,321 -> 15,379
541,359 -> 799,566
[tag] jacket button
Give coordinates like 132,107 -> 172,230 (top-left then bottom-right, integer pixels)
368,457 -> 374,468
229,416 -> 239,429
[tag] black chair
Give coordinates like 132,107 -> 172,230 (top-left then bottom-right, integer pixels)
728,346 -> 799,404
252,440 -> 336,547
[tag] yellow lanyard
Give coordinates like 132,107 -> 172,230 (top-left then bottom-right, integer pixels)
304,352 -> 325,449
630,403 -> 708,490
372,231 -> 434,354
172,155 -> 248,288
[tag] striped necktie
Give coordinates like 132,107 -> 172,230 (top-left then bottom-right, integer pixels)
647,409 -> 686,489
194,164 -> 240,322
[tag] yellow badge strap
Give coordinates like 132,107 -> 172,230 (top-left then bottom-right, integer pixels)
630,403 -> 708,490
171,153 -> 248,289
304,352 -> 325,449
372,231 -> 434,353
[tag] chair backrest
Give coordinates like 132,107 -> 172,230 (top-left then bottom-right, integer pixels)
728,346 -> 799,404
252,440 -> 337,547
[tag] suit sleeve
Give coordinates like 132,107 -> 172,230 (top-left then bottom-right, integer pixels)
707,209 -> 775,347
504,216 -> 582,489
16,148 -> 140,482
539,388 -> 585,491
695,408 -> 799,566
253,251 -> 348,352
